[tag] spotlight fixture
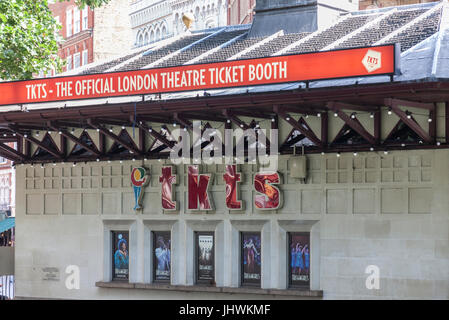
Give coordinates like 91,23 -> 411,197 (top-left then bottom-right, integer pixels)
334,112 -> 338,117
96,158 -> 100,162
35,131 -> 40,137
428,118 -> 432,123
406,111 -> 412,119
387,107 -> 392,115
336,152 -> 341,158
384,150 -> 389,155
437,141 -> 441,146
122,125 -> 126,130
353,152 -> 358,156
370,112 -> 374,119
148,127 -> 153,133
350,112 -> 356,119
286,117 -> 290,121
317,113 -> 321,118
370,147 -> 374,151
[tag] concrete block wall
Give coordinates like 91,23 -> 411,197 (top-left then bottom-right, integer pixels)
14,149 -> 449,299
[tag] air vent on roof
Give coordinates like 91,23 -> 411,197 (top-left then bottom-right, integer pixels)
248,0 -> 358,38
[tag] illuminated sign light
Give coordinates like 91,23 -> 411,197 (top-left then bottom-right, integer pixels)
0,45 -> 398,106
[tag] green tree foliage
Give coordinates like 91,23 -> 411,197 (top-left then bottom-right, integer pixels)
0,0 -> 110,81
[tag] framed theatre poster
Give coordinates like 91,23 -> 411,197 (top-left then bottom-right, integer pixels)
153,231 -> 171,282
241,232 -> 262,286
288,232 -> 310,288
196,232 -> 215,284
112,231 -> 129,281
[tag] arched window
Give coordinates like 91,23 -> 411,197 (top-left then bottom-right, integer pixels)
144,31 -> 149,45
156,28 -> 161,41
138,33 -> 143,46
150,29 -> 155,43
162,25 -> 167,37
174,13 -> 179,34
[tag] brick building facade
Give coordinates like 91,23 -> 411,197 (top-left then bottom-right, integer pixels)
48,0 -> 132,74
360,0 -> 438,10
48,0 -> 95,74
227,0 -> 256,26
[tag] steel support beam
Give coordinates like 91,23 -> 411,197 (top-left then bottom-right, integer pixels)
9,126 -> 63,159
328,102 -> 376,145
174,113 -> 193,131
136,121 -> 175,149
330,102 -> 379,112
0,142 -> 26,161
384,98 -> 435,111
386,102 -> 433,143
87,119 -> 141,155
274,106 -> 322,147
48,122 -> 101,156
223,110 -> 271,148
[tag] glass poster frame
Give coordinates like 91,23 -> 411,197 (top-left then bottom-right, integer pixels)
195,232 -> 215,285
112,231 -> 129,281
288,232 -> 310,288
240,232 -> 262,286
153,231 -> 171,282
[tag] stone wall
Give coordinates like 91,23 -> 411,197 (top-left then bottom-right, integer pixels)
93,0 -> 133,61
14,148 -> 449,299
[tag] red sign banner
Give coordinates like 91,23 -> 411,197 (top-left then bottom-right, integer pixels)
0,45 -> 397,106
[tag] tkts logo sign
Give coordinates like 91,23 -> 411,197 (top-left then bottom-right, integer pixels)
362,49 -> 382,73
132,165 -> 282,212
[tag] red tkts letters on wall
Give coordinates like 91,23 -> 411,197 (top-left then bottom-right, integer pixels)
159,166 -> 177,211
254,172 -> 282,210
188,166 -> 213,211
223,165 -> 243,210
137,166 -> 284,212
